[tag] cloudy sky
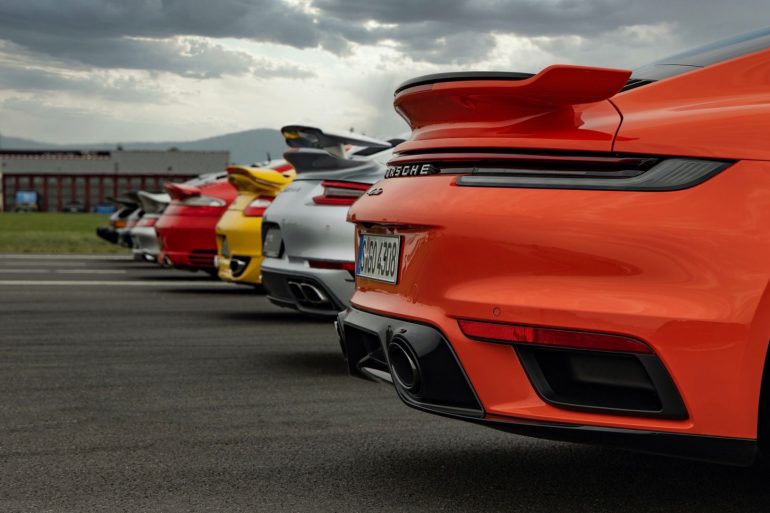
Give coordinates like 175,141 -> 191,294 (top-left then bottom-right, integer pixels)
0,0 -> 766,144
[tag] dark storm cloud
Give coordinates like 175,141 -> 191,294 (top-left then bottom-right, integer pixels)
0,0 -> 767,72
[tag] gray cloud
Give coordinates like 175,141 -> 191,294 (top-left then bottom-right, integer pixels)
0,0 -> 768,71
0,63 -> 171,103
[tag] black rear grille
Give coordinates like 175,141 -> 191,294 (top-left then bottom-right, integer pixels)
516,346 -> 687,419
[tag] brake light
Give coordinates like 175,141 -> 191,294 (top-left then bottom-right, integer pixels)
244,197 -> 273,217
458,320 -> 651,354
313,181 -> 370,206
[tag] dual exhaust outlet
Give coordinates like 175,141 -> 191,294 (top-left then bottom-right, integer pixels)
287,281 -> 329,305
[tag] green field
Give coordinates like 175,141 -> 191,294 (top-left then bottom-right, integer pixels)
0,213 -> 129,254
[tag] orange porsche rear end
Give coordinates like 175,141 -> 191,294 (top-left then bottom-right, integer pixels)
338,30 -> 770,465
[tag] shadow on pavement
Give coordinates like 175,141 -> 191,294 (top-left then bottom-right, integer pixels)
209,310 -> 331,324
253,350 -> 347,377
364,441 -> 770,512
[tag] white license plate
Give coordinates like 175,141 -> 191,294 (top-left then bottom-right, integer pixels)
356,234 -> 401,284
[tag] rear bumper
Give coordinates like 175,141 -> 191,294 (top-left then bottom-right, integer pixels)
261,259 -> 352,316
96,227 -> 119,244
338,306 -> 758,466
215,215 -> 263,285
131,227 -> 160,260
156,214 -> 218,270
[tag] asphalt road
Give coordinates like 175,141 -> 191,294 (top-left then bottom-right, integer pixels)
2,254 -> 770,512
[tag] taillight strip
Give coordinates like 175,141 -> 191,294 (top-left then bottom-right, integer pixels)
388,152 -> 659,170
313,181 -> 370,206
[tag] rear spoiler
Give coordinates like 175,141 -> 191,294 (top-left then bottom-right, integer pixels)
284,148 -> 373,174
394,64 -> 631,129
136,191 -> 170,214
281,125 -> 391,159
225,165 -> 295,193
165,182 -> 201,201
282,147 -> 386,182
107,191 -> 140,208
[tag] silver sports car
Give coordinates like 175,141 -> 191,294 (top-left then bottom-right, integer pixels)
260,125 -> 403,316
130,191 -> 170,263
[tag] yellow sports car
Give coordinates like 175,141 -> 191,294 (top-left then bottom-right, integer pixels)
215,163 -> 295,285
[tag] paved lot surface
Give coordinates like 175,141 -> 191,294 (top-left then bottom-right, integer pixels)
2,254 -> 770,512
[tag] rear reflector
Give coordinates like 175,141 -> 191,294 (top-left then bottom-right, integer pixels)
308,259 -> 356,273
313,180 -> 370,206
244,197 -> 273,217
458,320 -> 651,354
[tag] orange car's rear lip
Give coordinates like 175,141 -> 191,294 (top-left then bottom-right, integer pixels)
339,306 -> 757,466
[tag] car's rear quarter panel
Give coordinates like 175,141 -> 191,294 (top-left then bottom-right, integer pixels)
263,180 -> 354,262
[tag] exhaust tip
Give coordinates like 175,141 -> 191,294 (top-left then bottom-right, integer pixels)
388,338 -> 420,392
230,258 -> 248,275
162,256 -> 173,268
300,283 -> 327,304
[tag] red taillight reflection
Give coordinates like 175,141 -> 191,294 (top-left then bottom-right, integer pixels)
308,259 -> 356,277
313,181 -> 370,206
458,320 -> 651,354
243,197 -> 273,217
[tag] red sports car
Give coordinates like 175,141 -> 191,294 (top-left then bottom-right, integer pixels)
156,173 -> 235,273
339,29 -> 770,465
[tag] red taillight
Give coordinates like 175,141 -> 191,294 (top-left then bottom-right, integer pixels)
458,320 -> 651,354
308,259 -> 356,272
243,197 -> 273,217
312,181 -> 370,206
136,217 -> 157,228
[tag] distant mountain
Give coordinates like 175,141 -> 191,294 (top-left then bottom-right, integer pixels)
0,128 -> 289,165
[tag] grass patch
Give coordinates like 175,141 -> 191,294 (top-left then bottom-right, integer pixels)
0,213 -> 129,254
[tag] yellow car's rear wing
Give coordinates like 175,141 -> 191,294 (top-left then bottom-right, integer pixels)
226,165 -> 296,195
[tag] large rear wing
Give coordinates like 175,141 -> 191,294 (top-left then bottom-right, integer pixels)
225,165 -> 295,194
136,191 -> 170,214
107,191 -> 140,208
393,65 -> 631,154
281,125 -> 391,159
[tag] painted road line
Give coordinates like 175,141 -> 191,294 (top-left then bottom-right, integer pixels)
0,261 -> 89,267
0,269 -> 128,274
0,269 -> 51,274
0,254 -> 133,260
55,270 -> 128,274
0,280 -> 234,287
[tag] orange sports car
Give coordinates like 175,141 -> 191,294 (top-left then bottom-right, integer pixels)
338,29 -> 770,466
